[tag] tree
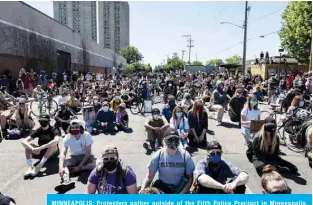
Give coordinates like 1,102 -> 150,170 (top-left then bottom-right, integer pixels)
225,55 -> 242,64
206,59 -> 224,66
191,61 -> 203,66
126,64 -> 135,73
120,46 -> 143,64
145,64 -> 152,72
280,1 -> 312,64
164,53 -> 185,71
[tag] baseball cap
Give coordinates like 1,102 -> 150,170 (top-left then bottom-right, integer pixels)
164,128 -> 180,139
102,144 -> 119,157
152,108 -> 160,115
119,103 -> 126,109
39,114 -> 50,121
207,140 -> 222,151
264,117 -> 276,132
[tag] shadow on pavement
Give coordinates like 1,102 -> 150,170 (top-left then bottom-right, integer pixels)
221,122 -> 240,129
76,171 -> 91,185
207,129 -> 215,135
35,158 -> 59,178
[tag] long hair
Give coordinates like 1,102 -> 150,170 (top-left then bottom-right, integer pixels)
191,100 -> 203,118
290,95 -> 302,107
257,124 -> 277,154
247,94 -> 258,111
172,106 -> 184,120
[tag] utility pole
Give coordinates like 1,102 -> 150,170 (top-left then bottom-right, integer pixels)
242,1 -> 249,75
182,35 -> 194,65
196,53 -> 198,62
181,50 -> 186,61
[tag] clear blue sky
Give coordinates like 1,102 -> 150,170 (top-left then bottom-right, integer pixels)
25,1 -> 288,67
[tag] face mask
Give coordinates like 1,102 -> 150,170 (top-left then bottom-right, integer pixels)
237,93 -> 243,97
152,115 -> 159,120
71,129 -> 80,135
207,154 -> 221,164
166,137 -> 180,150
196,106 -> 203,111
299,101 -> 305,107
168,84 -> 172,87
176,112 -> 183,118
168,100 -> 176,107
39,121 -> 49,127
250,99 -> 258,107
186,96 -> 191,100
102,106 -> 109,112
103,161 -> 118,172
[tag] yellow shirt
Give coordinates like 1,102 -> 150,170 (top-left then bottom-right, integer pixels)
110,98 -> 124,112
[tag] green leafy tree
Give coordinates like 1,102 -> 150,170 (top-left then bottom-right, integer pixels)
280,1 -> 312,64
164,53 -> 185,71
191,61 -> 203,66
126,64 -> 135,73
133,62 -> 145,72
145,64 -> 152,72
206,59 -> 224,66
225,55 -> 242,64
120,46 -> 143,64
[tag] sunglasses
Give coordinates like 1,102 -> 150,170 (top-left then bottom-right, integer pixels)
269,187 -> 291,194
102,156 -> 118,163
208,151 -> 222,157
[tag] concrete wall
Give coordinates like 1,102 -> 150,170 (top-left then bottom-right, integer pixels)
0,1 -> 126,77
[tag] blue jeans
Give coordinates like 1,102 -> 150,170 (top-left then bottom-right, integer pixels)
241,127 -> 254,144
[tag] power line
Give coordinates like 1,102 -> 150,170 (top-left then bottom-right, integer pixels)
209,30 -> 279,57
249,7 -> 284,23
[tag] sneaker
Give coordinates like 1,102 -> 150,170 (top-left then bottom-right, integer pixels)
30,165 -> 42,177
55,179 -> 75,193
24,166 -> 33,177
143,142 -> 151,150
216,121 -> 222,126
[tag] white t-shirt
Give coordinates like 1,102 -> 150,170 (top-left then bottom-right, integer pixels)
63,74 -> 67,81
64,131 -> 93,156
241,106 -> 261,128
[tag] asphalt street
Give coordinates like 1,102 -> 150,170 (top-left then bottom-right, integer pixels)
0,102 -> 311,205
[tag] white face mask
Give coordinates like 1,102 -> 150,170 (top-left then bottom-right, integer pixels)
153,115 -> 159,120
168,84 -> 172,87
102,106 -> 109,112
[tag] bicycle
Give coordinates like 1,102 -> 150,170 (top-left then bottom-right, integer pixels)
30,92 -> 58,118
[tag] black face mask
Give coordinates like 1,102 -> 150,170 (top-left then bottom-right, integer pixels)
39,121 -> 49,127
166,137 -> 180,150
103,161 -> 118,172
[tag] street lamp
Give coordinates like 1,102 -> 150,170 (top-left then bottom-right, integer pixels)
278,48 -> 284,76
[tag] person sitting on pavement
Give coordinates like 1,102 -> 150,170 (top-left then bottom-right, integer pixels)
86,145 -> 138,194
140,128 -> 195,194
21,114 -> 60,178
94,101 -> 117,134
211,80 -> 227,126
161,95 -> 176,122
192,140 -> 249,194
12,87 -> 28,101
116,103 -> 130,132
261,165 -> 291,194
68,92 -> 82,113
180,93 -> 194,115
56,119 -> 96,193
14,99 -> 35,131
82,105 -> 96,134
0,86 -> 15,110
253,84 -> 264,102
163,79 -> 177,103
170,106 -> 189,147
92,96 -> 102,113
187,100 -> 208,147
252,117 -> 298,176
110,90 -> 124,113
228,88 -> 246,127
55,102 -> 75,137
240,94 -> 261,145
143,108 -> 169,151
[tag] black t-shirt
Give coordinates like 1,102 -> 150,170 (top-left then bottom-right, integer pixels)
56,109 -> 73,120
30,126 -> 60,146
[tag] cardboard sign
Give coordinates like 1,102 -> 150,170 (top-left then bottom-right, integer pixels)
250,120 -> 265,133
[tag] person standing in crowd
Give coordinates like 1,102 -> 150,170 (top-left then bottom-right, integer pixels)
187,100 -> 208,147
251,117 -> 298,176
193,141 -> 249,194
241,95 -> 261,145
21,114 -> 60,177
162,95 -> 176,122
144,108 -> 169,151
212,80 -> 227,125
267,72 -> 279,105
140,128 -> 195,194
261,165 -> 291,194
56,119 -> 96,192
86,145 -> 138,194
228,88 -> 246,127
